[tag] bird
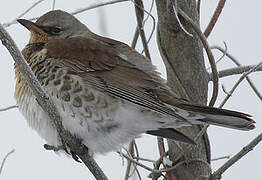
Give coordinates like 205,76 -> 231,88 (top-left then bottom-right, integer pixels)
15,10 -> 255,156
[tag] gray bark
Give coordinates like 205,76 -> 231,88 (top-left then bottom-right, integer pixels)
155,0 -> 211,179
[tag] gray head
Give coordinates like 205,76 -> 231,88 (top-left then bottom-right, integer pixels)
17,10 -> 91,43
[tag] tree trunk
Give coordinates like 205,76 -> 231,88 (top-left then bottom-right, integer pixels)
155,0 -> 211,179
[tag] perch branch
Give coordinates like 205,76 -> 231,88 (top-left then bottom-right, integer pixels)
0,23 -> 107,180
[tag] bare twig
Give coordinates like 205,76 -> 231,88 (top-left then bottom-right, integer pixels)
220,62 -> 262,107
210,132 -> 262,179
133,0 -> 151,59
161,158 -> 211,174
172,0 -> 193,37
194,125 -> 209,143
0,105 -> 18,112
207,42 -> 227,70
211,155 -> 231,162
197,0 -> 201,16
3,0 -> 45,27
212,46 -> 262,101
210,65 -> 262,79
178,8 -> 219,107
71,0 -> 129,15
124,140 -> 135,180
0,23 -> 107,180
98,8 -> 108,36
204,0 -> 226,37
221,84 -> 231,96
131,27 -> 139,48
3,0 -> 129,27
133,157 -> 156,163
157,137 -> 176,180
0,149 -> 15,175
119,152 -> 157,173
52,0 -> 56,10
131,0 -> 156,51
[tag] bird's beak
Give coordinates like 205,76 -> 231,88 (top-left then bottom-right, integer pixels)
17,19 -> 46,35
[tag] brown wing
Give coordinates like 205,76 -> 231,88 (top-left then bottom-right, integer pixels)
44,37 -> 189,121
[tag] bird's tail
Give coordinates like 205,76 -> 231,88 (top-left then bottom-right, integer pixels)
176,104 -> 255,131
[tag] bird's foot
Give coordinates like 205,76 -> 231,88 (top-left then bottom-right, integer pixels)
43,144 -> 67,152
43,143 -> 82,163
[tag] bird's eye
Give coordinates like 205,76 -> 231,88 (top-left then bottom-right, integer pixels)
50,27 -> 62,35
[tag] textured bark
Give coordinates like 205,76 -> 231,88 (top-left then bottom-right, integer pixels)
155,0 -> 211,179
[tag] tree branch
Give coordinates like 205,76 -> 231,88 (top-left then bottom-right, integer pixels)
209,65 -> 262,80
133,0 -> 151,59
219,62 -> 262,107
0,23 -> 107,180
210,131 -> 262,180
156,1 -> 211,179
212,45 -> 262,101
204,0 -> 226,37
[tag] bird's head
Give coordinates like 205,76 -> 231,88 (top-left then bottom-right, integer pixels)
17,10 -> 89,44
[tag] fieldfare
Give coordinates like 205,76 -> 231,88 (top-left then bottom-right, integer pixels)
15,10 -> 255,155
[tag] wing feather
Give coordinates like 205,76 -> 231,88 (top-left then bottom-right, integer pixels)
44,37 -> 189,122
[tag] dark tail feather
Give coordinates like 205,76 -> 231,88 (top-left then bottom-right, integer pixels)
147,128 -> 196,144
178,104 -> 255,131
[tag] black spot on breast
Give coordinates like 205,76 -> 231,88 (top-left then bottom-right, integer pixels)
60,84 -> 71,91
61,91 -> 71,101
72,96 -> 82,107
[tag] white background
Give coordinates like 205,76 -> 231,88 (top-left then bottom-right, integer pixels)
0,0 -> 261,179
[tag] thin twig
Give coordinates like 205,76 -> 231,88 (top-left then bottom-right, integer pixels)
131,27 -> 139,48
157,137 -> 176,180
160,158 -> 211,174
71,0 -> 129,15
133,0 -> 151,59
211,155 -> 231,162
178,8 -> 219,107
219,62 -> 262,107
119,152 -> 157,173
172,0 -> 193,37
3,0 -> 129,27
0,23 -> 107,180
212,46 -> 262,101
210,65 -> 262,79
98,8 -> 108,36
133,157 -> 156,163
221,84 -> 231,96
0,105 -> 18,112
131,0 -> 156,51
194,125 -> 209,143
124,140 -> 135,180
204,0 -> 226,37
207,42 -> 227,70
197,0 -> 201,16
2,0 -> 45,27
210,132 -> 262,180
0,149 -> 15,175
52,0 -> 56,10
